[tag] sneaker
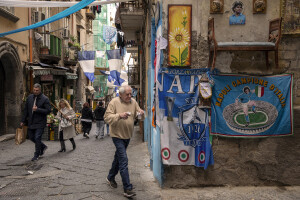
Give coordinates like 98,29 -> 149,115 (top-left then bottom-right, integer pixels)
40,145 -> 48,156
123,189 -> 136,198
106,177 -> 117,188
31,156 -> 39,161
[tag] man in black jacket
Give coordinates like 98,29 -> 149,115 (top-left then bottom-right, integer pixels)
20,83 -> 51,161
94,101 -> 106,139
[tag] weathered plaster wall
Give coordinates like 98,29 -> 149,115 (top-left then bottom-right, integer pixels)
161,0 -> 300,187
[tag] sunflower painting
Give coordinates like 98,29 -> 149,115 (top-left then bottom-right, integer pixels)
168,5 -> 192,66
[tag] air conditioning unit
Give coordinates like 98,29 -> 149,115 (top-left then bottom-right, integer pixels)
63,28 -> 70,38
34,11 -> 45,23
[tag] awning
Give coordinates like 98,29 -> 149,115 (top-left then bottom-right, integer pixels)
65,72 -> 78,80
27,63 -> 68,76
28,65 -> 51,76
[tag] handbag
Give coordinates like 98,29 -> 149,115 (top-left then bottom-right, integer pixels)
60,111 -> 73,128
15,126 -> 27,145
60,117 -> 73,128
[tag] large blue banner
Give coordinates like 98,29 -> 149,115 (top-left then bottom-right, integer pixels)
211,74 -> 293,137
158,68 -> 215,169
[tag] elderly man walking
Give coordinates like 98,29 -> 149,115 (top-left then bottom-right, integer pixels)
20,83 -> 51,161
104,85 -> 144,198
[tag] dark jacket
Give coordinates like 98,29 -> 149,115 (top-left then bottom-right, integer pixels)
21,93 -> 51,129
94,106 -> 106,121
81,107 -> 94,121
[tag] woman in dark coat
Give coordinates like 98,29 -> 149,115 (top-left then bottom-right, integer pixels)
81,102 -> 94,138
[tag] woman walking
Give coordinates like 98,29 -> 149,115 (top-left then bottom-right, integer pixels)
81,102 -> 94,138
56,99 -> 76,152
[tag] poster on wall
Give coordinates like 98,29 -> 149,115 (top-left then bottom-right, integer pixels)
281,0 -> 300,35
168,5 -> 192,66
158,68 -> 215,169
229,1 -> 246,25
211,74 -> 293,137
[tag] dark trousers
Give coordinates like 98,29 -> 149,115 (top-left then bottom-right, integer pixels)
28,128 -> 46,157
81,121 -> 92,134
107,137 -> 132,190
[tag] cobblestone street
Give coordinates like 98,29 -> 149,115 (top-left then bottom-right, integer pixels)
0,124 -> 299,200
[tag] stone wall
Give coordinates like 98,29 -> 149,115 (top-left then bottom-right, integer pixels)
161,0 -> 300,187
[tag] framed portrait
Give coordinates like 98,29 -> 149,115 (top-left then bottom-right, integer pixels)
229,1 -> 246,25
253,0 -> 267,14
281,0 -> 300,35
210,0 -> 224,14
168,5 -> 192,67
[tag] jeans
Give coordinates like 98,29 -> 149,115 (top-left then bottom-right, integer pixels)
28,128 -> 46,157
107,137 -> 132,190
96,120 -> 105,137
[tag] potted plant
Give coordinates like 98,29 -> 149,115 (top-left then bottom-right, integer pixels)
70,35 -> 76,43
40,45 -> 49,55
73,42 -> 81,51
68,42 -> 73,47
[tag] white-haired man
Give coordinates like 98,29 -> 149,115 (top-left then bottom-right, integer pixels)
104,85 -> 144,198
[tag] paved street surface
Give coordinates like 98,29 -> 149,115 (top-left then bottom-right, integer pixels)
1,124 -> 300,200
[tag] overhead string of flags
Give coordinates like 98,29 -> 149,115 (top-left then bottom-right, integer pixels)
0,0 -> 133,8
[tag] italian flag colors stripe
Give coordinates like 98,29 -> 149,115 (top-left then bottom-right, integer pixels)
198,151 -> 205,164
161,148 -> 171,160
255,86 -> 264,97
178,150 -> 189,162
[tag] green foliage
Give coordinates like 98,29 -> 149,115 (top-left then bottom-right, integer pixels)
73,42 -> 81,50
181,47 -> 188,65
70,35 -> 76,42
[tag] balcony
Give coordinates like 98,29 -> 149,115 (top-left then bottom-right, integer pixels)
63,47 -> 78,66
38,35 -> 62,64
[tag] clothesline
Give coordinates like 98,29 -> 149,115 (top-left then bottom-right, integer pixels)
0,0 -> 133,7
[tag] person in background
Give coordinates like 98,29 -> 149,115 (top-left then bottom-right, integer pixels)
104,85 -> 144,198
94,101 -> 106,139
56,99 -> 76,152
20,83 -> 51,161
81,102 -> 94,138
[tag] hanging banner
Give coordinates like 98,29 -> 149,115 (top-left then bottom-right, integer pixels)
211,74 -> 293,137
158,68 -> 215,169
78,51 -> 95,82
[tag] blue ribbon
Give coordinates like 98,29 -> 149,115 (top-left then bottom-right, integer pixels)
0,0 -> 95,37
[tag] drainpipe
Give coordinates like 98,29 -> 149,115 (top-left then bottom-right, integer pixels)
29,8 -> 33,92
